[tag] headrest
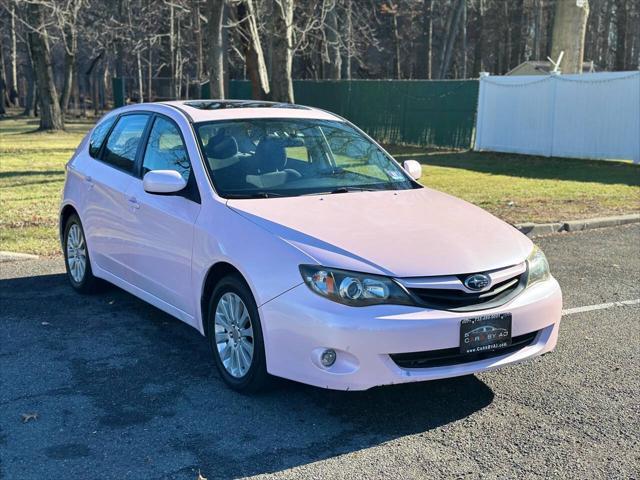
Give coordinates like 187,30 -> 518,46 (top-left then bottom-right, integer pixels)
254,136 -> 287,173
206,131 -> 238,160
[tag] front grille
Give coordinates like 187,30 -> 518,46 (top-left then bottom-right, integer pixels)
390,330 -> 540,369
406,272 -> 527,312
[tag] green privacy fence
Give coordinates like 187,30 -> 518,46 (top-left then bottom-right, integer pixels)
227,80 -> 479,149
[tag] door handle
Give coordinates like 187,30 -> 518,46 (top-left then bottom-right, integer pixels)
128,197 -> 140,210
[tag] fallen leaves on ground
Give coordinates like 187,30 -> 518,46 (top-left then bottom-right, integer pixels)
21,413 -> 38,423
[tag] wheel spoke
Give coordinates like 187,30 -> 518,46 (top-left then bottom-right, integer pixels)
220,344 -> 232,361
221,297 -> 234,325
231,348 -> 240,377
215,311 -> 231,330
239,326 -> 253,340
239,340 -> 253,363
214,331 -> 228,345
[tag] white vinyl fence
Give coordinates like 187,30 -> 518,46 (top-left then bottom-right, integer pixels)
475,71 -> 640,163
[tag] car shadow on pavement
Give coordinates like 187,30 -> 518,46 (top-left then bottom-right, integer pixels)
0,272 -> 494,479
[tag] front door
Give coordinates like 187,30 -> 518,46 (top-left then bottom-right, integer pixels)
125,115 -> 201,317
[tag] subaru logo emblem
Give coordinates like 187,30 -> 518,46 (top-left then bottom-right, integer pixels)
464,273 -> 491,291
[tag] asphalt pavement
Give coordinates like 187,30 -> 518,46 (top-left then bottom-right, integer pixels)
1,224 -> 639,479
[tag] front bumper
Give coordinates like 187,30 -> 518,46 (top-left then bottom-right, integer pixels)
259,277 -> 562,390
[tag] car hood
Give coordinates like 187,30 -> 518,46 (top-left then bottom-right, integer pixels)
226,187 -> 533,278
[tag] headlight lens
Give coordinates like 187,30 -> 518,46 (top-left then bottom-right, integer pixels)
299,265 -> 413,307
526,246 -> 550,287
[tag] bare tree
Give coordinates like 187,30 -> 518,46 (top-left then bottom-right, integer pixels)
322,1 -> 341,79
25,1 -> 64,130
207,0 -> 225,98
271,0 -> 294,102
381,1 -> 401,79
9,0 -> 19,105
438,0 -> 465,78
57,0 -> 84,113
0,39 -> 7,115
551,0 -> 590,73
237,0 -> 269,99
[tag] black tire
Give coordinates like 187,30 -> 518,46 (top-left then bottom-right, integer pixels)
63,214 -> 101,294
207,274 -> 271,393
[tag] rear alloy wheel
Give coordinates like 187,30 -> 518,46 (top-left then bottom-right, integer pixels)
208,275 -> 270,393
63,214 -> 100,293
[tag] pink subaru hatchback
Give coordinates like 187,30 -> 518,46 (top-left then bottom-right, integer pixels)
60,100 -> 562,392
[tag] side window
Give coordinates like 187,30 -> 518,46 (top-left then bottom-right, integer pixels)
89,116 -> 116,158
101,114 -> 149,172
142,117 -> 191,181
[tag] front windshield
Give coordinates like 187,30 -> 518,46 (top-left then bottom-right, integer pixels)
194,118 -> 419,198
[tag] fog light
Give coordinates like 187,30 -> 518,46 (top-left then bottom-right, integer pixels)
320,349 -> 337,367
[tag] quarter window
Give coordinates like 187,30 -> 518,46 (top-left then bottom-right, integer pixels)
142,117 -> 191,181
101,114 -> 150,172
89,116 -> 116,158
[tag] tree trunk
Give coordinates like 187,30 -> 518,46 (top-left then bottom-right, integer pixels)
26,3 -> 64,130
461,0 -> 467,78
60,27 -> 77,114
510,0 -> 525,69
114,0 -> 125,78
438,0 -> 465,79
614,0 -> 627,70
170,1 -> 175,97
0,43 -> 7,115
270,0 -> 294,102
193,0 -> 204,81
345,0 -> 353,79
147,39 -> 153,101
423,0 -> 433,79
60,0 -> 81,114
533,0 -> 542,60
23,47 -> 36,116
10,3 -> 19,106
238,0 -> 269,99
207,0 -> 226,98
472,0 -> 484,76
176,15 -> 183,98
550,0 -> 590,73
136,50 -> 144,102
323,5 -> 341,79
393,14 -> 401,79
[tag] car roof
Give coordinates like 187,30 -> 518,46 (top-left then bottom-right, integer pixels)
160,100 -> 343,124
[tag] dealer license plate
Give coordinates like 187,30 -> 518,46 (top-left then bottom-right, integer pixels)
460,313 -> 512,355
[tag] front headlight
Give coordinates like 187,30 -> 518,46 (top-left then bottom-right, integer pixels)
299,265 -> 414,307
526,246 -> 550,288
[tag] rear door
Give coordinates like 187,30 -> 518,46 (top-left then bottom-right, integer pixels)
83,113 -> 151,280
124,114 -> 201,316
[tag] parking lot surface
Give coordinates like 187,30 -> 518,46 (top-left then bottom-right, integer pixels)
1,225 -> 639,479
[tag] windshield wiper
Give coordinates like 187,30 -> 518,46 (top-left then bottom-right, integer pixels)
302,186 -> 380,196
225,191 -> 285,199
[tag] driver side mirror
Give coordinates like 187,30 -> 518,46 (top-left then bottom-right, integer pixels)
143,170 -> 187,194
403,160 -> 422,180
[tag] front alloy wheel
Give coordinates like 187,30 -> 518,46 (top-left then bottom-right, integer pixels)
214,292 -> 255,378
208,274 -> 270,393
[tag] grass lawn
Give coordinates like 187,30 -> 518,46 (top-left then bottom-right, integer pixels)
392,146 -> 640,225
1,115 -> 639,256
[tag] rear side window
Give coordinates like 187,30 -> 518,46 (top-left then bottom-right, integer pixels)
101,114 -> 150,172
89,117 -> 116,158
142,117 -> 191,181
